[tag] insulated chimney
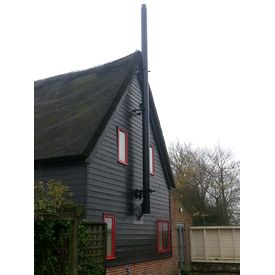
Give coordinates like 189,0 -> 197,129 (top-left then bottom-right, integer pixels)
141,4 -> 150,214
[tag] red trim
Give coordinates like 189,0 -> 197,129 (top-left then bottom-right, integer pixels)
103,213 -> 116,260
117,127 -> 128,165
156,220 -> 171,253
150,144 -> 156,175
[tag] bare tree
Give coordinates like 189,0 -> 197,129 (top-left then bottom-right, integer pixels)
169,142 -> 240,225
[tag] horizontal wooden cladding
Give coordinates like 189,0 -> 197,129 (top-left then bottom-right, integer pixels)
107,252 -> 172,268
114,227 -> 159,238
89,161 -> 143,183
113,118 -> 142,136
87,174 -> 168,209
86,195 -> 168,215
87,169 -> 142,189
89,158 -> 168,196
114,109 -> 142,127
92,156 -> 135,173
35,167 -> 86,181
116,241 -> 155,255
86,75 -> 171,266
34,162 -> 87,205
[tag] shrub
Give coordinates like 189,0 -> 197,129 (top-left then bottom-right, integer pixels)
34,180 -> 105,275
34,180 -> 74,275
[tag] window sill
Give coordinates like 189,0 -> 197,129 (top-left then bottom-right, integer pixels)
117,160 -> 128,166
158,249 -> 170,253
117,160 -> 128,165
106,256 -> 116,260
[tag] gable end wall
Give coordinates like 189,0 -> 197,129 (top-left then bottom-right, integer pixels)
86,75 -> 171,267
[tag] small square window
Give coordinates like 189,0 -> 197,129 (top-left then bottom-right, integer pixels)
149,145 -> 155,175
157,220 -> 170,253
103,213 -> 116,260
117,128 -> 128,165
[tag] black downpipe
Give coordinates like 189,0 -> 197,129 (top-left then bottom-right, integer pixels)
141,4 -> 150,214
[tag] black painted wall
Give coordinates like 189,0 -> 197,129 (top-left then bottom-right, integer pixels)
86,75 -> 171,267
34,161 -> 87,206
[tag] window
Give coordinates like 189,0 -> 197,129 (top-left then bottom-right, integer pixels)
103,214 -> 116,260
117,128 -> 128,165
157,220 -> 170,253
149,145 -> 155,175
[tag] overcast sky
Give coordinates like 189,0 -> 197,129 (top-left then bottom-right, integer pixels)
32,1 -> 274,157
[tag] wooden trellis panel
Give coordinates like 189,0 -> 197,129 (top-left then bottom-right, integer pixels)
78,222 -> 106,275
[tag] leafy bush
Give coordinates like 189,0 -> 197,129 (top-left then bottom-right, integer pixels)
34,180 -> 105,275
34,219 -> 71,274
181,268 -> 189,275
78,264 -> 104,275
34,180 -> 74,220
34,180 -> 74,275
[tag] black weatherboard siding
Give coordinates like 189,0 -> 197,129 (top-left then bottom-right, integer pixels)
86,75 -> 171,267
34,161 -> 87,206
34,52 -> 175,267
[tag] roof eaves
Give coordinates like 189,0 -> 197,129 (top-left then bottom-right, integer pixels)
34,154 -> 86,166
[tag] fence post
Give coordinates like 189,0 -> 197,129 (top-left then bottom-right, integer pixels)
69,218 -> 78,275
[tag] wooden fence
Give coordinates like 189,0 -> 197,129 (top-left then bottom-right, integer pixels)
34,210 -> 106,275
190,226 -> 240,263
78,222 -> 106,274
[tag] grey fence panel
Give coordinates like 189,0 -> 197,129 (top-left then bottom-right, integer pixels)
190,226 -> 240,263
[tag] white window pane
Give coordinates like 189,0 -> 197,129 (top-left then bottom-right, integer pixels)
107,230 -> 112,255
105,217 -> 112,230
149,146 -> 153,173
158,223 -> 163,249
119,130 -> 126,162
163,222 -> 169,249
105,217 -> 113,256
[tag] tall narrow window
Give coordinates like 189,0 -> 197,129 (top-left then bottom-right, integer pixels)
157,220 -> 170,253
103,213 -> 116,260
149,145 -> 155,175
117,128 -> 128,165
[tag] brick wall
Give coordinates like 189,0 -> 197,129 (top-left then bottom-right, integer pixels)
106,257 -> 178,275
106,191 -> 192,275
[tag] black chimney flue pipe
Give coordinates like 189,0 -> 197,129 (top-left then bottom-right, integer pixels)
141,4 -> 150,214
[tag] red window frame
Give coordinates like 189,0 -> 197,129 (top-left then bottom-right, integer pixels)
156,220 -> 171,253
117,127 -> 128,165
103,213 -> 116,260
149,144 -> 155,175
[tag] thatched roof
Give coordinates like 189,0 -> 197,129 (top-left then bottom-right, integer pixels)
34,52 -> 141,161
34,51 -> 175,187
